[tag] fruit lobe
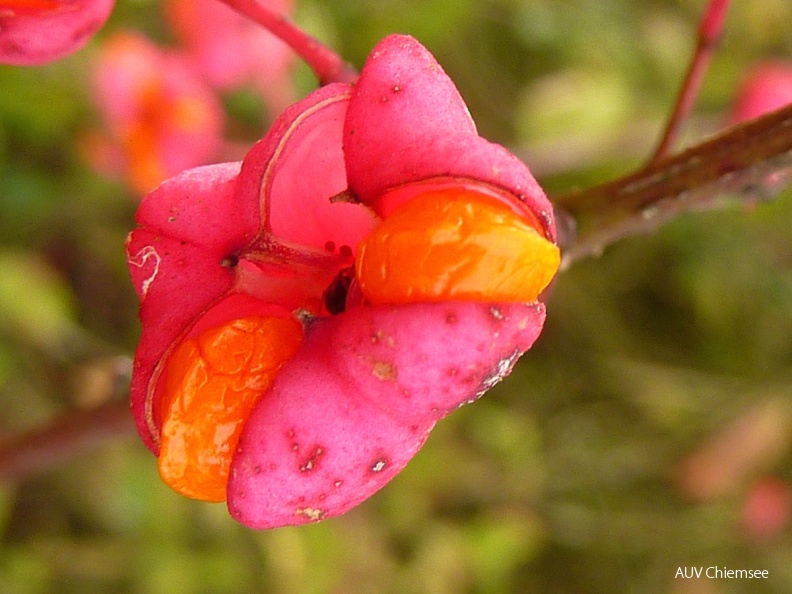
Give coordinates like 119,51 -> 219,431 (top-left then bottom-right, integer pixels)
227,301 -> 547,529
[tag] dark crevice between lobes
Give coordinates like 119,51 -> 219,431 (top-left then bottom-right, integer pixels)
220,253 -> 240,268
322,266 -> 355,314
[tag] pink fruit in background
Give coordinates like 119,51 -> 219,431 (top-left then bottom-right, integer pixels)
126,34 -> 560,528
88,32 -> 225,195
740,477 -> 791,542
730,60 -> 792,123
164,0 -> 296,114
0,0 -> 113,65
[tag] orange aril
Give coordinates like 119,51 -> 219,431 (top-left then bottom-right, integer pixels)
158,316 -> 302,501
355,187 -> 560,304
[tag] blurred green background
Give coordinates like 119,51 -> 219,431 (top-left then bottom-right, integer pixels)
2,0 -> 792,592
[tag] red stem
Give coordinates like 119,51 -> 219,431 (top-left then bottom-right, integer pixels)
220,0 -> 358,85
648,0 -> 730,163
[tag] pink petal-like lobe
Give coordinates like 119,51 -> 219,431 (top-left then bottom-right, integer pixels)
228,301 -> 545,529
343,34 -> 555,240
343,35 -> 473,202
238,83 -> 378,251
127,163 -> 249,452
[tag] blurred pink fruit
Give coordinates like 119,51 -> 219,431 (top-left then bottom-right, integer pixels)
0,0 -> 113,65
740,477 -> 791,542
88,32 -> 224,195
730,61 -> 792,123
165,0 -> 295,114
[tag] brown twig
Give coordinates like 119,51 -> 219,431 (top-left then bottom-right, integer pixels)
0,399 -> 135,483
554,102 -> 792,266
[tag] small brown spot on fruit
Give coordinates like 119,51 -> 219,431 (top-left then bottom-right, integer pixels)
370,458 -> 388,473
370,330 -> 395,347
299,446 -> 325,473
295,507 -> 325,522
372,361 -> 397,381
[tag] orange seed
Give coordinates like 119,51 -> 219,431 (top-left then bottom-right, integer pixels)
355,188 -> 560,304
158,316 -> 302,501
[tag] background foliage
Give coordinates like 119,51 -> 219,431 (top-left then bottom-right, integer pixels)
2,0 -> 792,592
